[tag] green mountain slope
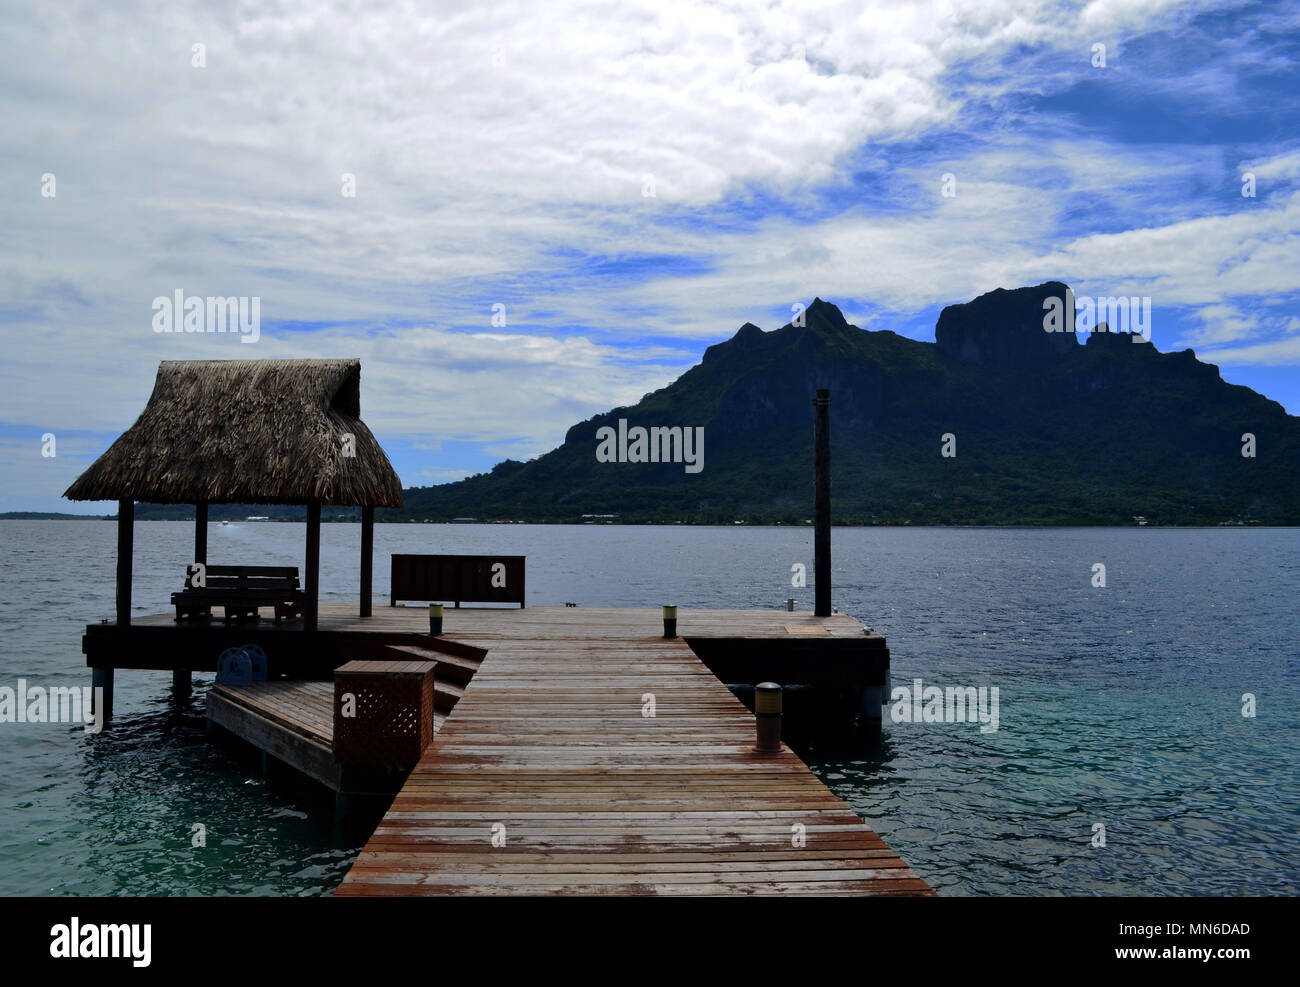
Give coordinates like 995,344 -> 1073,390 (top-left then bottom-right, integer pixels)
215,283 -> 1300,525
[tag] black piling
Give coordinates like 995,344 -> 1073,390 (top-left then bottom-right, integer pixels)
813,389 -> 832,617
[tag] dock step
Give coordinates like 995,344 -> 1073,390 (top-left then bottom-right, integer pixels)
434,679 -> 465,709
384,644 -> 481,686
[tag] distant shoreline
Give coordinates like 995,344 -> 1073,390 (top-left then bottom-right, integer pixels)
0,513 -> 1283,528
0,512 -> 112,520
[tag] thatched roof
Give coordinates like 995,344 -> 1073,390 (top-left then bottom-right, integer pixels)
65,359 -> 403,507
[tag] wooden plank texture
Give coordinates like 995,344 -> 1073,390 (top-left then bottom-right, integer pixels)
336,612 -> 932,897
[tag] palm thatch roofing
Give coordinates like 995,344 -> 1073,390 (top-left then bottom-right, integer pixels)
65,359 -> 403,507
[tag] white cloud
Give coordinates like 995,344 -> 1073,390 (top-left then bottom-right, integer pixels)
1181,304 -> 1260,347
1244,151 -> 1300,182
1199,336 -> 1300,366
5,0 -> 1297,511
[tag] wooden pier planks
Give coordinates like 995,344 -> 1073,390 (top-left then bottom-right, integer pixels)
207,680 -> 340,789
206,674 -> 456,790
128,602 -> 869,638
337,618 -> 933,897
209,680 -> 335,744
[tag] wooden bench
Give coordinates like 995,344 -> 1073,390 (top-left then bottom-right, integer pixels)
390,554 -> 525,608
171,565 -> 305,623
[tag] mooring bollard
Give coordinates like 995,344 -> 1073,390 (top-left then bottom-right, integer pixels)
754,681 -> 782,754
662,605 -> 677,638
786,597 -> 795,612
429,603 -> 444,636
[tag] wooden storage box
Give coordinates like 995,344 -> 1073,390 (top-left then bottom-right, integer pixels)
333,659 -> 436,766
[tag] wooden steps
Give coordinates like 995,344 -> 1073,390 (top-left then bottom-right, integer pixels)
380,642 -> 478,718
385,644 -> 480,686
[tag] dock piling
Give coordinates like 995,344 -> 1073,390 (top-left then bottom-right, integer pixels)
194,502 -> 207,567
304,501 -> 321,632
172,669 -> 191,702
359,505 -> 374,618
753,681 -> 782,754
860,684 -> 883,738
115,499 -> 133,627
429,603 -> 444,636
91,667 -> 114,725
813,390 -> 831,618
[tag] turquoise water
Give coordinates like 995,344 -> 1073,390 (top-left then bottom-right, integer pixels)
0,521 -> 1296,895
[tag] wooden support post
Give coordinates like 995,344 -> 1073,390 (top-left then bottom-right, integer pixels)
173,669 -> 192,701
813,389 -> 832,617
359,505 -> 374,618
116,498 -> 133,626
194,502 -> 208,566
92,667 -> 114,725
304,502 -> 321,632
859,684 -> 883,741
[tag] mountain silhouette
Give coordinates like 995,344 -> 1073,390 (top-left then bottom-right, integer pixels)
399,282 -> 1300,524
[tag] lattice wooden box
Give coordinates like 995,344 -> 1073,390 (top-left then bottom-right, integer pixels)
333,659 -> 436,766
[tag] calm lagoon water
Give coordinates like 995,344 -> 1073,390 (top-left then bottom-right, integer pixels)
0,520 -> 1296,896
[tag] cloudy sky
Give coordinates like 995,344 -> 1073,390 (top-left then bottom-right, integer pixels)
3,0 -> 1298,512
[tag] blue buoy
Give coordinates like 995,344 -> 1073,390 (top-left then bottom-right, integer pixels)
241,644 -> 269,681
216,647 -> 252,686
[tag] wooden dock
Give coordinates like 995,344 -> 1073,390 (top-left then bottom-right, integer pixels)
206,637 -> 482,793
97,602 -> 923,894
207,680 -> 340,788
336,607 -> 932,896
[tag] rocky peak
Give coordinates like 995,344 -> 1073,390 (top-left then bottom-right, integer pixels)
935,281 -> 1079,370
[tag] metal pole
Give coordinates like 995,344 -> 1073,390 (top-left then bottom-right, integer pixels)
813,389 -> 831,617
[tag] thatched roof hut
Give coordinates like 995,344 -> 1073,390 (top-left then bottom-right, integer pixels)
65,359 -> 402,508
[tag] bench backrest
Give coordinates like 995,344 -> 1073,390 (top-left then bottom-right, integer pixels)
185,565 -> 300,591
391,554 -> 525,607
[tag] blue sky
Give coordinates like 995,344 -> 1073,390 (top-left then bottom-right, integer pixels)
2,0 -> 1298,512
